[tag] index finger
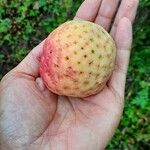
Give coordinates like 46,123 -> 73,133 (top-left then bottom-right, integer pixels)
75,0 -> 102,21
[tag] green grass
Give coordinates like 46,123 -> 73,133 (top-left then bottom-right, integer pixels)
0,0 -> 149,149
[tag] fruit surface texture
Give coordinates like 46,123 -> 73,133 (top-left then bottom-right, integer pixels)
40,20 -> 116,97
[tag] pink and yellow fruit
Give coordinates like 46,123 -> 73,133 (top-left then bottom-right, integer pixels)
40,20 -> 116,97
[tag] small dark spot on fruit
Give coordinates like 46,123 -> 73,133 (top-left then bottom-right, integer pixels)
104,75 -> 107,79
67,34 -> 71,38
90,38 -> 94,42
105,38 -> 109,43
55,89 -> 60,93
104,45 -> 106,49
89,72 -> 93,77
65,56 -> 69,60
81,47 -> 84,50
65,74 -> 69,78
95,74 -> 100,78
83,30 -> 88,33
73,41 -> 78,44
97,65 -> 100,68
96,82 -> 99,85
74,80 -> 78,83
79,35 -> 82,38
56,39 -> 60,43
87,87 -> 93,91
46,72 -> 50,77
75,87 -> 79,90
89,61 -> 93,65
97,34 -> 100,38
102,30 -> 106,35
102,65 -> 108,70
91,50 -> 95,54
83,81 -> 89,85
66,26 -> 69,29
63,86 -> 69,90
69,93 -> 74,96
96,44 -> 99,48
85,42 -> 89,46
68,66 -> 72,69
80,71 -> 84,75
84,55 -> 87,58
54,64 -> 59,68
74,25 -> 78,29
91,29 -> 94,33
74,51 -> 77,55
98,55 -> 102,59
66,43 -> 69,48
78,61 -> 81,64
107,54 -> 111,58
102,65 -> 107,68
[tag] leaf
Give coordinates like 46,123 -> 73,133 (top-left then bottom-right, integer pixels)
0,19 -> 12,33
131,86 -> 149,109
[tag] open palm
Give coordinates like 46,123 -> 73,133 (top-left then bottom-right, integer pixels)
0,0 -> 138,150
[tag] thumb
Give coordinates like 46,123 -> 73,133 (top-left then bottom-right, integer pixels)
14,40 -> 45,78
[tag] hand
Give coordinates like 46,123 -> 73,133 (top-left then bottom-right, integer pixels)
0,0 -> 139,150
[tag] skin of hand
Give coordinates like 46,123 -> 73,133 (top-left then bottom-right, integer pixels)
0,0 -> 139,150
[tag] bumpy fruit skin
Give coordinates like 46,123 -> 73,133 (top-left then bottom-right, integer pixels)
40,20 -> 116,98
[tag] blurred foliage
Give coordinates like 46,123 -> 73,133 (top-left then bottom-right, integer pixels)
0,0 -> 82,78
0,0 -> 150,149
108,0 -> 150,149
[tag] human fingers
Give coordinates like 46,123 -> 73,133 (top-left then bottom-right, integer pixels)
108,17 -> 132,97
95,0 -> 120,31
110,0 -> 139,37
75,0 -> 102,21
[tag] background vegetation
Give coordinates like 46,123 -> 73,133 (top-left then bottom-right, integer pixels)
0,0 -> 149,149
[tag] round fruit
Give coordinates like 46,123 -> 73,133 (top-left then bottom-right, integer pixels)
40,20 -> 116,98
